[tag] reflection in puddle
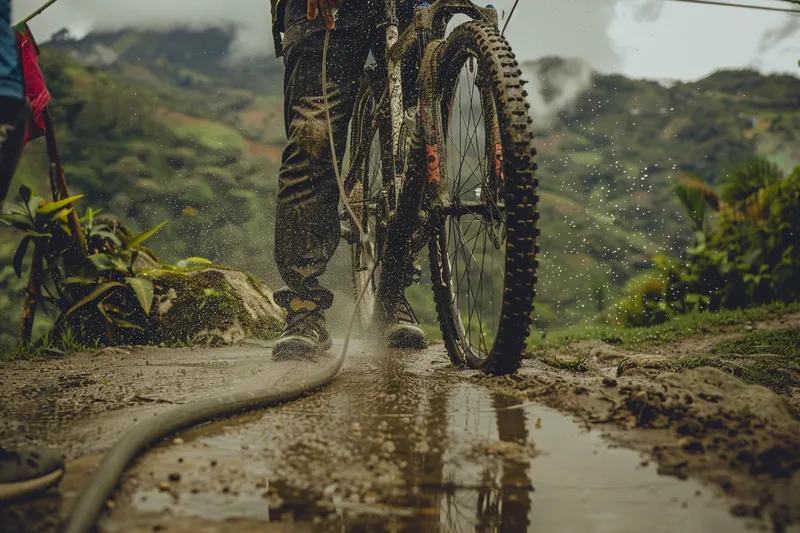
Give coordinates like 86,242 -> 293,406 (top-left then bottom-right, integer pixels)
429,385 -> 749,533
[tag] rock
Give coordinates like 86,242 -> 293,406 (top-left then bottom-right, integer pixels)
602,377 -> 618,387
148,267 -> 284,345
676,420 -> 704,437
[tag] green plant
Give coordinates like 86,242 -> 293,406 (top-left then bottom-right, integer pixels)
1,185 -> 171,346
616,160 -> 800,327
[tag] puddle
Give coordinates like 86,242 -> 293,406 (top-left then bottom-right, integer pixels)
428,385 -> 750,533
128,380 -> 754,532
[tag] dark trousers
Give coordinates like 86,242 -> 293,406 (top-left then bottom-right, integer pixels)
273,0 -> 416,312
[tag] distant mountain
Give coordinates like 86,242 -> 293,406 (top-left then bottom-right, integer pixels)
46,27 -> 285,96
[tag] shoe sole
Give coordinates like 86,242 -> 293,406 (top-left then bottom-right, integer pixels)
273,336 -> 333,361
0,468 -> 64,501
386,325 -> 428,350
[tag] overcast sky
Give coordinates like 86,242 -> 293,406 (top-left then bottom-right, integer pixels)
11,0 -> 800,81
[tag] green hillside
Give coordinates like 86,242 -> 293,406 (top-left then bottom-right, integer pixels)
1,28 -> 798,345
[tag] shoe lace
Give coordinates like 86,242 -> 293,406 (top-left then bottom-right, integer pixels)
283,311 -> 324,337
390,295 -> 418,325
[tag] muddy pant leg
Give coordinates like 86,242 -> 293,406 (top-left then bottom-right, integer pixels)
274,28 -> 372,312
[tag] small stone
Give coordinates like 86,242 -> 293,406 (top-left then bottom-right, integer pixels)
210,460 -> 218,467
158,482 -> 170,492
380,440 -> 396,454
602,377 -> 618,387
241,444 -> 249,450
168,472 -> 181,482
351,422 -> 361,434
731,503 -> 750,517
172,438 -> 184,445
255,480 -> 267,489
632,391 -> 648,403
105,500 -> 117,510
683,439 -> 705,453
363,491 -> 379,504
677,420 -> 704,437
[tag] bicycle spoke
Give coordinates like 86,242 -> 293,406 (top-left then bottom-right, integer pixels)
442,50 -> 509,361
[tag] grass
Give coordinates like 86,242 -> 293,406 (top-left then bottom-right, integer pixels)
0,328 -> 101,362
671,350 -> 799,393
711,328 -> 800,357
541,354 -> 590,372
531,302 -> 800,349
612,326 -> 800,393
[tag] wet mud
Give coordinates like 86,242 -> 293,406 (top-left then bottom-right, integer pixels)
1,335 -> 799,532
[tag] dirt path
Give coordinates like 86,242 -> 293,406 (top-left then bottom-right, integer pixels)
1,329 -> 798,532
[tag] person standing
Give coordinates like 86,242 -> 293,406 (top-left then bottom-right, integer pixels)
270,0 -> 428,360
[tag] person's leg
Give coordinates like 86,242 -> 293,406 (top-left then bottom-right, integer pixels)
0,1 -> 64,501
0,0 -> 28,205
272,3 -> 373,359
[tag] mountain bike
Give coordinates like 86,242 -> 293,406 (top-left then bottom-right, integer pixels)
342,0 -> 539,375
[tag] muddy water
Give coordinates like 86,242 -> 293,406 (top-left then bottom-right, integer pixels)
87,342 -> 754,533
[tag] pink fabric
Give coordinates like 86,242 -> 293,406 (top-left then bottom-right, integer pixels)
16,25 -> 51,145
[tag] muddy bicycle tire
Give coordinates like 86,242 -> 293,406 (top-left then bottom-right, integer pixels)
428,21 -> 539,375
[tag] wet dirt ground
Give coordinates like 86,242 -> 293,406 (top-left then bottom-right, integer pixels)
1,336 -> 799,532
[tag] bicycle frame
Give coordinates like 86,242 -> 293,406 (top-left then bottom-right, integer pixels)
359,0 -> 500,302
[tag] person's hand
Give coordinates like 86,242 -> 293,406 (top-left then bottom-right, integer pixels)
307,0 -> 345,30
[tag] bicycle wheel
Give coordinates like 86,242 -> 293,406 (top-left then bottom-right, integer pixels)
346,69 -> 396,328
428,21 -> 539,375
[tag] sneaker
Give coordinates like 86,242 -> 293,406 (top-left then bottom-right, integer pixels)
0,447 -> 65,501
273,307 -> 332,361
379,294 -> 428,349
